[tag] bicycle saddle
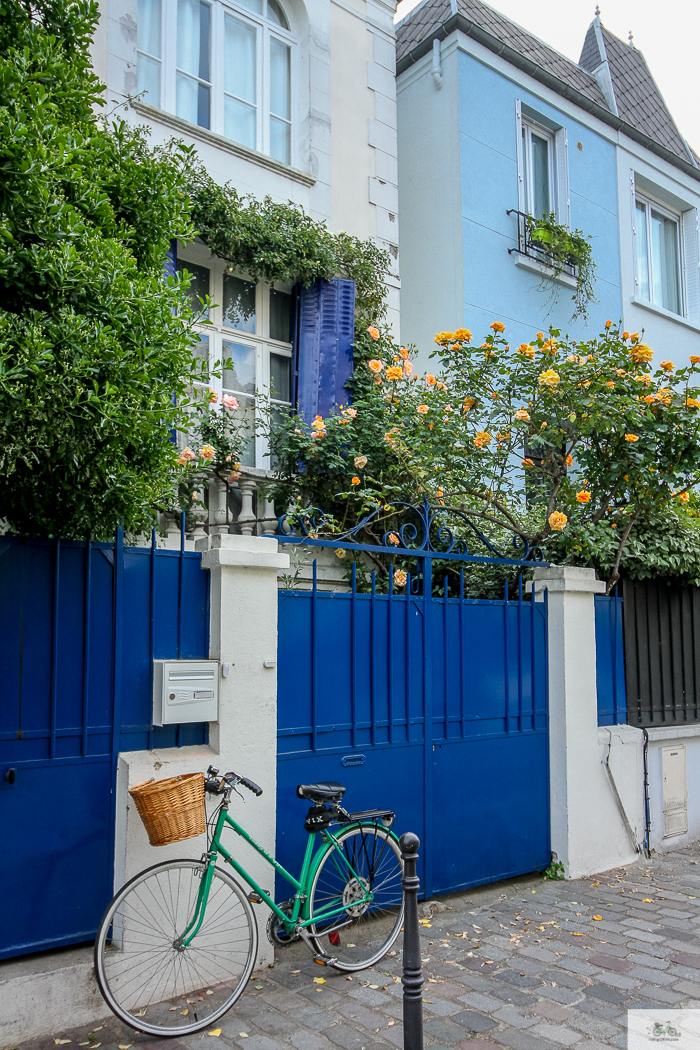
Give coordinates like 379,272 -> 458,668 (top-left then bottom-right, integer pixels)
296,782 -> 346,803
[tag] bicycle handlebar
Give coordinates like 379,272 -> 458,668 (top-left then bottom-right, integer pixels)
205,765 -> 263,797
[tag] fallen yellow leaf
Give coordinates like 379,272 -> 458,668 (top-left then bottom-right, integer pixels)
573,932 -> 584,937
207,1030 -> 221,1037
313,977 -> 326,984
181,1009 -> 189,1015
591,882 -> 599,887
592,916 -> 603,921
119,1044 -> 132,1048
642,898 -> 653,903
54,1040 -> 71,1045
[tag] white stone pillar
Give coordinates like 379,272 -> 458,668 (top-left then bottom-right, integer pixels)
530,565 -> 643,878
200,534 -> 290,967
237,479 -> 257,535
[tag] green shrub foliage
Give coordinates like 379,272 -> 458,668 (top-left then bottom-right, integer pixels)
0,0 -> 201,539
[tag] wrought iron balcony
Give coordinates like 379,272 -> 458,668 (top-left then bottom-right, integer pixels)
507,209 -> 578,280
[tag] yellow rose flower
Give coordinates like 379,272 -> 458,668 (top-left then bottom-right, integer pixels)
679,492 -> 690,504
385,365 -> 403,381
434,331 -> 455,346
490,321 -> 506,333
576,490 -> 592,504
354,455 -> 368,468
463,397 -> 476,412
624,434 -> 639,442
629,344 -> 653,364
687,398 -> 700,410
690,355 -> 700,364
473,431 -> 492,448
454,328 -> 472,342
538,369 -> 560,388
514,409 -> 530,421
394,569 -> 408,587
548,511 -> 568,531
518,344 -> 536,358
660,360 -> 674,372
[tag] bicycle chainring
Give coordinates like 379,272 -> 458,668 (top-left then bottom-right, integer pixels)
266,901 -> 299,947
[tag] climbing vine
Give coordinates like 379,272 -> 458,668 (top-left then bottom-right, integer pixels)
185,159 -> 391,328
526,212 -> 597,321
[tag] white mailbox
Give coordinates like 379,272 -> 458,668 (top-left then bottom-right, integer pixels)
153,660 -> 220,726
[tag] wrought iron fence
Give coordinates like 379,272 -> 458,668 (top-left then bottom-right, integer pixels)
507,209 -> 578,280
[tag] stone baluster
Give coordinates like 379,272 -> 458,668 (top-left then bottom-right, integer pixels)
208,477 -> 229,536
237,478 -> 258,536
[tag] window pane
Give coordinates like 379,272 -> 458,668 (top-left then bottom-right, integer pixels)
138,0 -> 160,56
636,201 -> 650,301
137,53 -> 160,102
651,209 -> 681,315
227,395 -> 256,466
270,37 -> 290,119
224,16 -> 256,103
223,274 -> 256,333
237,0 -> 263,13
177,0 -> 210,127
224,97 -> 256,149
177,260 -> 210,317
222,340 -> 256,394
270,116 -> 290,164
192,333 -> 210,379
270,289 -> 292,342
267,0 -> 289,29
532,133 -> 550,217
177,0 -> 209,78
270,353 -> 291,402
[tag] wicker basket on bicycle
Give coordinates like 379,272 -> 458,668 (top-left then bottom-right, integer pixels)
129,772 -> 206,846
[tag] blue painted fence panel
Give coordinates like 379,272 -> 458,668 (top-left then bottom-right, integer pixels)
595,594 -> 627,726
0,534 -> 210,959
276,571 -> 550,899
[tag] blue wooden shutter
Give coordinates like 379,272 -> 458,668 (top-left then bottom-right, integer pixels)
164,239 -> 177,280
294,278 -> 356,421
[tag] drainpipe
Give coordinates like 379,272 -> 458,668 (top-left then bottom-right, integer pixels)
431,38 -> 443,89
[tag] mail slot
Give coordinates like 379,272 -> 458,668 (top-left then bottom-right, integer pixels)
153,660 -> 220,726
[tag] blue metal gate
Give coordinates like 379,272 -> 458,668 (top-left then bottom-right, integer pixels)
276,500 -> 550,898
0,527 -> 210,960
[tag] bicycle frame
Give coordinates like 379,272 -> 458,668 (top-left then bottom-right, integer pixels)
178,802 -> 385,949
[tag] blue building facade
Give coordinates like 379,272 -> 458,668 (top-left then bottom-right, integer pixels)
396,1 -> 700,360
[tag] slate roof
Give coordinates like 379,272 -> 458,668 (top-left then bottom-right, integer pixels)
396,0 -> 698,176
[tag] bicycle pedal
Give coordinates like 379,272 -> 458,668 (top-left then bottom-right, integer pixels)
248,892 -> 268,904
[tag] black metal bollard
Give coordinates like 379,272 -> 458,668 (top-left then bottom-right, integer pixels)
400,832 -> 423,1050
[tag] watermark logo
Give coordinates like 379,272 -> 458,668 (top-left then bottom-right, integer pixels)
628,1011 -> 700,1048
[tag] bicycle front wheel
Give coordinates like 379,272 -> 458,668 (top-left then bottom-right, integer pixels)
94,859 -> 258,1037
308,824 -> 404,971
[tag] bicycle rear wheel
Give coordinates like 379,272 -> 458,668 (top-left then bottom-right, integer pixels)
94,859 -> 257,1037
308,824 -> 403,971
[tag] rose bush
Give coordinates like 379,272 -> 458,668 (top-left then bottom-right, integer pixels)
259,321 -> 700,592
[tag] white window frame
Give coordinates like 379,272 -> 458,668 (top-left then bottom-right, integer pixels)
141,0 -> 297,166
177,245 -> 293,468
515,101 -> 570,228
634,191 -> 685,318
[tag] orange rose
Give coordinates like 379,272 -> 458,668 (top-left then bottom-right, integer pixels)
624,434 -> 639,442
490,321 -> 506,333
367,326 -> 380,340
385,365 -> 403,381
425,373 -> 437,386
548,512 -> 568,531
368,359 -> 383,373
576,490 -> 591,504
566,454 -> 573,467
400,346 -> 409,359
522,458 -> 535,467
417,405 -> 429,415
690,355 -> 700,364
679,492 -> 690,504
351,476 -> 361,485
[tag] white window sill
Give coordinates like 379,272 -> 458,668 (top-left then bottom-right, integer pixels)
132,101 -> 315,188
630,296 -> 700,333
513,253 -> 577,290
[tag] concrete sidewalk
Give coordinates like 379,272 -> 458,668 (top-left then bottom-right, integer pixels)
8,843 -> 700,1050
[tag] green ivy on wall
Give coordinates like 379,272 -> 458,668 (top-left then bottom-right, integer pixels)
185,159 -> 392,329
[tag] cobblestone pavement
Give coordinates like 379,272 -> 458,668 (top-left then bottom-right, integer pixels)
17,842 -> 700,1050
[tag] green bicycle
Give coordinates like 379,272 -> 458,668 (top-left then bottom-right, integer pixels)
94,766 -> 404,1037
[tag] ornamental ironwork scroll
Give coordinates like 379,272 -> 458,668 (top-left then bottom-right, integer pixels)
275,495 -> 547,567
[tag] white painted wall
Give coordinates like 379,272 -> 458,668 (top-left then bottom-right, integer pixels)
531,566 -> 646,878
114,535 -> 289,971
646,725 -> 700,853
